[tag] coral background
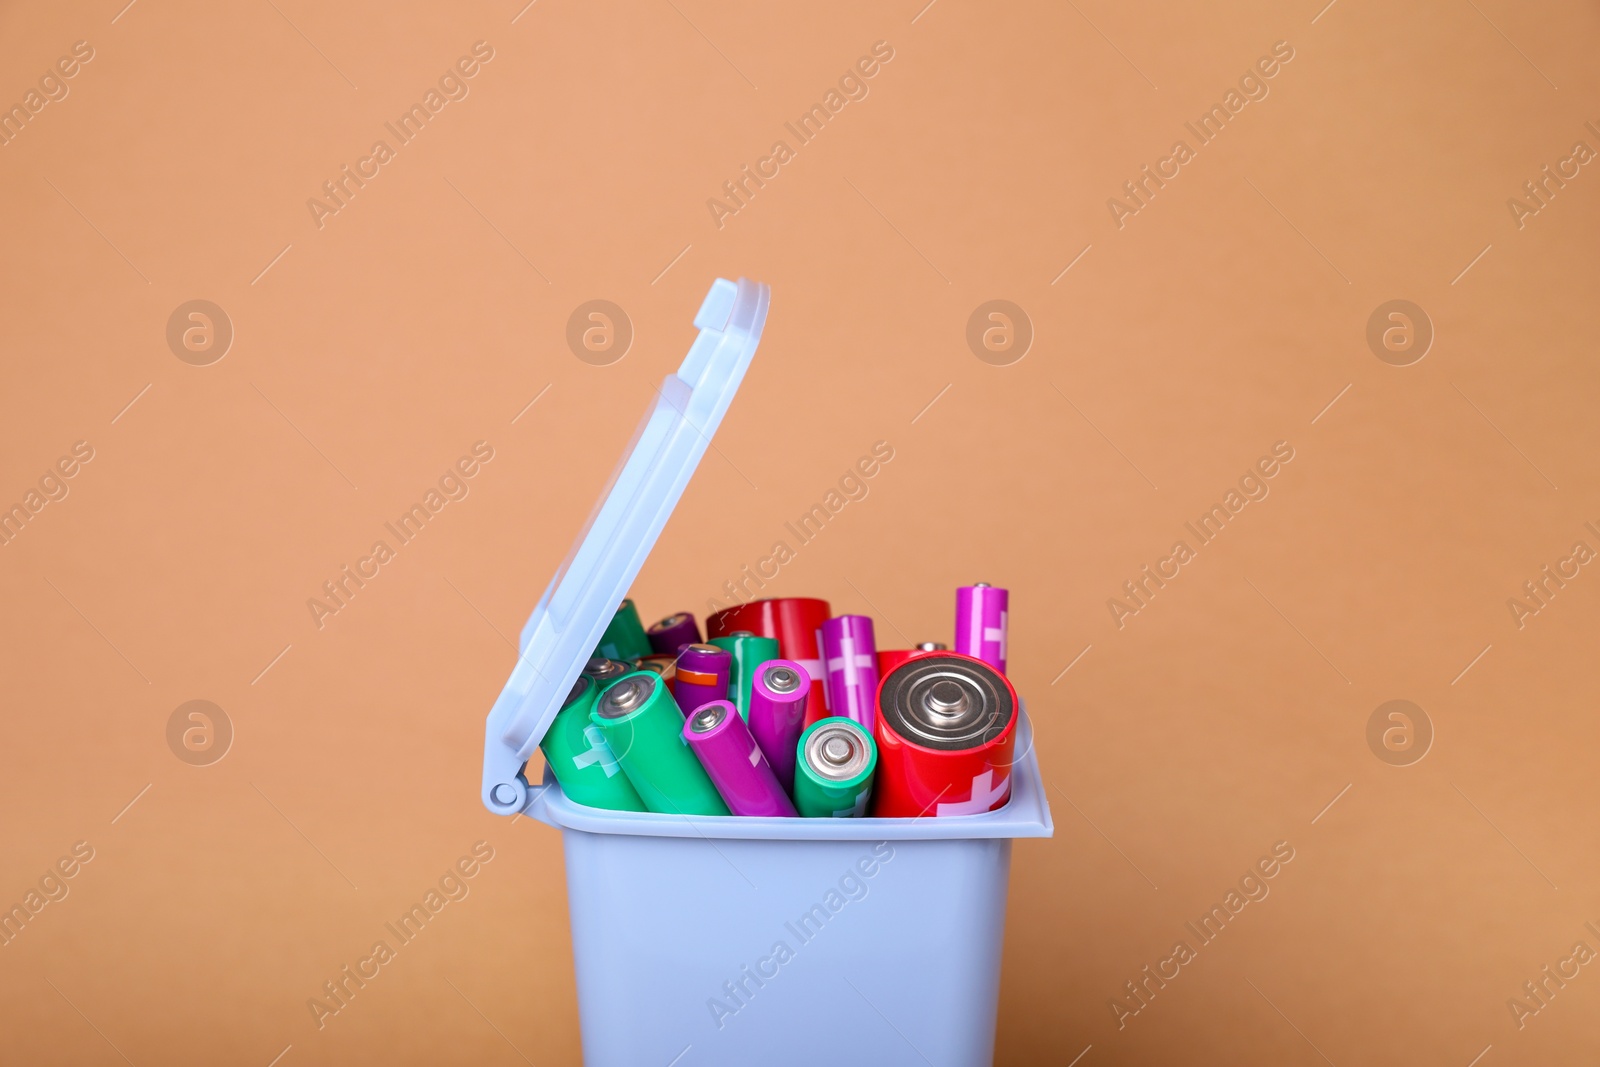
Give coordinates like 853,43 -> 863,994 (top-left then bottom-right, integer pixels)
1,0 -> 1597,1063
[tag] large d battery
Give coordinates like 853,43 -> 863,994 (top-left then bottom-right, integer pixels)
594,599 -> 652,662
590,672 -> 729,817
709,631 -> 780,720
682,701 -> 796,817
794,718 -> 877,818
537,676 -> 647,811
876,641 -> 947,677
955,584 -> 1008,675
873,653 -> 1017,818
707,598 -> 831,724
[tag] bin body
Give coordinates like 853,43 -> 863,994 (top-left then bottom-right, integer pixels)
488,278 -> 1054,1065
530,711 -> 1052,1067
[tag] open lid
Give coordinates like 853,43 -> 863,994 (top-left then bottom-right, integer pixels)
481,277 -> 770,815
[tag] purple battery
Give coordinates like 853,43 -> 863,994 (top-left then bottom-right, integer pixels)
647,612 -> 701,656
683,701 -> 797,817
956,583 -> 1009,674
672,643 -> 731,717
820,615 -> 879,732
747,659 -> 810,792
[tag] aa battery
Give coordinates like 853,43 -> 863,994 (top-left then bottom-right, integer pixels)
877,642 -> 948,676
672,643 -> 732,718
873,653 -> 1017,818
794,718 -> 877,818
747,660 -> 810,793
955,584 -> 1008,675
582,656 -> 634,690
537,675 -> 647,811
709,631 -> 780,720
707,597 -> 831,725
682,701 -> 796,817
594,599 -> 652,663
820,614 -> 880,732
590,671 -> 728,817
647,611 -> 701,656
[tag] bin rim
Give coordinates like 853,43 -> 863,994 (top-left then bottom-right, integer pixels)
523,706 -> 1053,841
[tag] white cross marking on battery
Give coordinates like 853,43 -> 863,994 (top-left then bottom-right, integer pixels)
936,770 -> 1009,816
826,634 -> 873,679
985,611 -> 1007,661
748,745 -> 763,766
573,725 -> 621,777
833,790 -> 869,817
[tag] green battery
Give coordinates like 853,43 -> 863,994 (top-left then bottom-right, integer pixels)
594,599 -> 651,662
794,718 -> 877,818
590,671 -> 729,817
709,631 -> 781,720
537,676 -> 647,811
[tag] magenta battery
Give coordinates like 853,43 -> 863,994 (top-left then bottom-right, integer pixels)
672,642 -> 731,717
746,660 -> 810,793
820,614 -> 880,732
682,700 -> 797,817
647,612 -> 701,656
956,583 -> 1009,675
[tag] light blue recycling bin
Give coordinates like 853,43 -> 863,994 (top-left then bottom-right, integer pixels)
482,278 -> 1053,1067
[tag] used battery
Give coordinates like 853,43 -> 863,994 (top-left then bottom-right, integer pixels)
873,653 -> 1017,818
646,611 -> 701,656
671,643 -> 732,718
877,641 -> 948,676
746,660 -> 810,793
820,614 -> 880,732
632,654 -> 677,684
707,597 -> 831,725
590,672 -> 728,817
582,656 -> 634,690
794,718 -> 877,818
594,598 -> 652,663
955,583 -> 1008,675
682,700 -> 797,817
709,631 -> 780,720
537,675 -> 647,812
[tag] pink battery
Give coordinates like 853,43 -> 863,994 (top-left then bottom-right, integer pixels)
820,614 -> 879,732
747,659 -> 810,793
955,583 -> 1008,675
682,701 -> 797,817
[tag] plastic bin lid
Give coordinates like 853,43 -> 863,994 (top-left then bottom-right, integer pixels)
481,277 -> 771,816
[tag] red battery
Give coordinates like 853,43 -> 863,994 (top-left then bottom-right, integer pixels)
872,653 -> 1017,819
707,598 -> 831,725
876,642 -> 948,677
